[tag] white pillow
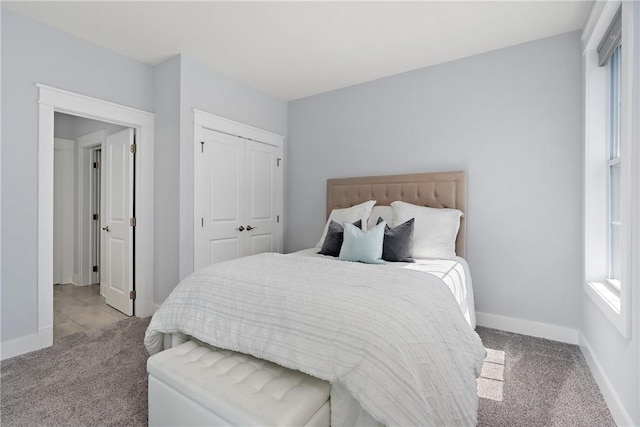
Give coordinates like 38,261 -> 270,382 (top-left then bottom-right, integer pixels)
316,200 -> 376,248
391,201 -> 462,260
367,205 -> 393,230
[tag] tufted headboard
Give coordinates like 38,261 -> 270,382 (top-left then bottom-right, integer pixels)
327,171 -> 467,257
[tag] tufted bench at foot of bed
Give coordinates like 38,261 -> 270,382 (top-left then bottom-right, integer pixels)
147,340 -> 331,427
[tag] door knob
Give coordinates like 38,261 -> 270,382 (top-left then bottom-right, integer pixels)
246,225 -> 256,231
237,226 -> 245,232
102,226 -> 110,232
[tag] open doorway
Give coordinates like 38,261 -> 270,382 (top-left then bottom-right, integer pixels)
37,84 -> 154,353
53,113 -> 134,341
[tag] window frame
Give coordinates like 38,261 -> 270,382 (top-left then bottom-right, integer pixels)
607,44 -> 621,284
583,1 -> 631,339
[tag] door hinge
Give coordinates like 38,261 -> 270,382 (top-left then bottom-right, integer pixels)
277,215 -> 280,223
130,217 -> 136,227
129,290 -> 136,300
277,158 -> 282,167
93,162 -> 100,169
92,265 -> 98,273
130,144 -> 137,154
93,213 -> 99,221
201,141 -> 205,153
201,217 -> 204,227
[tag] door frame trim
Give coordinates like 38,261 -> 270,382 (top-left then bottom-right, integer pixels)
37,84 -> 155,350
74,130 -> 106,288
194,109 -> 284,148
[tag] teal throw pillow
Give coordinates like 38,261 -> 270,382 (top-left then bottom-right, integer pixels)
338,220 -> 386,264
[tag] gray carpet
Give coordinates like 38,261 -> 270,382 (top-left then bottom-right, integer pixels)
1,319 -> 615,426
476,327 -> 616,427
1,317 -> 150,426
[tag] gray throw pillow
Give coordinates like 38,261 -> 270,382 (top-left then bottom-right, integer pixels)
377,217 -> 415,262
318,220 -> 362,257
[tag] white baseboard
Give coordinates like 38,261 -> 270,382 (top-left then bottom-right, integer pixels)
66,279 -> 94,287
39,325 -> 53,349
1,333 -> 39,360
475,312 -> 579,344
1,326 -> 53,361
152,303 -> 162,315
134,299 -> 155,318
579,334 -> 633,426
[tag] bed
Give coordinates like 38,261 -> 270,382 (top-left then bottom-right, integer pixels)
145,171 -> 485,426
294,248 -> 476,329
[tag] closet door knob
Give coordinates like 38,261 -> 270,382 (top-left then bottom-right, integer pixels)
237,226 -> 245,232
102,226 -> 110,232
246,225 -> 256,231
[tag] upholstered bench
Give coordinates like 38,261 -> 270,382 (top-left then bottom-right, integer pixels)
147,340 -> 331,427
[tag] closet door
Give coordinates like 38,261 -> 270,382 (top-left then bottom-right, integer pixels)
244,140 -> 283,255
194,113 -> 284,273
196,129 -> 245,271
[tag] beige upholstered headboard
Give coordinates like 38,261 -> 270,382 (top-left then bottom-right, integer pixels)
327,171 -> 467,257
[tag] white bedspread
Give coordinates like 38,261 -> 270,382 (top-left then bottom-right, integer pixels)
294,248 -> 477,328
145,252 -> 486,426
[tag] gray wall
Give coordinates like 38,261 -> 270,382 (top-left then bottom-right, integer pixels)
1,9 -> 154,342
153,56 -> 181,305
287,31 -> 583,330
176,55 -> 287,294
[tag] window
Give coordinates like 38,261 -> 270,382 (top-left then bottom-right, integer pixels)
583,3 -> 630,338
608,44 -> 621,286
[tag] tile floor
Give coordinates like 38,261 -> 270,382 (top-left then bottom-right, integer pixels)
53,283 -> 129,342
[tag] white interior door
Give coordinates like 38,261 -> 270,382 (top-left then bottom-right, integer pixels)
101,128 -> 134,315
195,129 -> 245,271
244,140 -> 282,255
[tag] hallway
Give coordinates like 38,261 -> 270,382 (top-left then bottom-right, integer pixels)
53,284 -> 128,341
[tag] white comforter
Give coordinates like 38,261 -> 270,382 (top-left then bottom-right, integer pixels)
145,252 -> 486,426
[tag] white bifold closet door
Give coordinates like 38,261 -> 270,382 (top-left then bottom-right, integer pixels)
244,140 -> 281,256
195,127 -> 283,271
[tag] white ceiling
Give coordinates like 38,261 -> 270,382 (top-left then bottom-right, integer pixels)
3,1 -> 591,101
